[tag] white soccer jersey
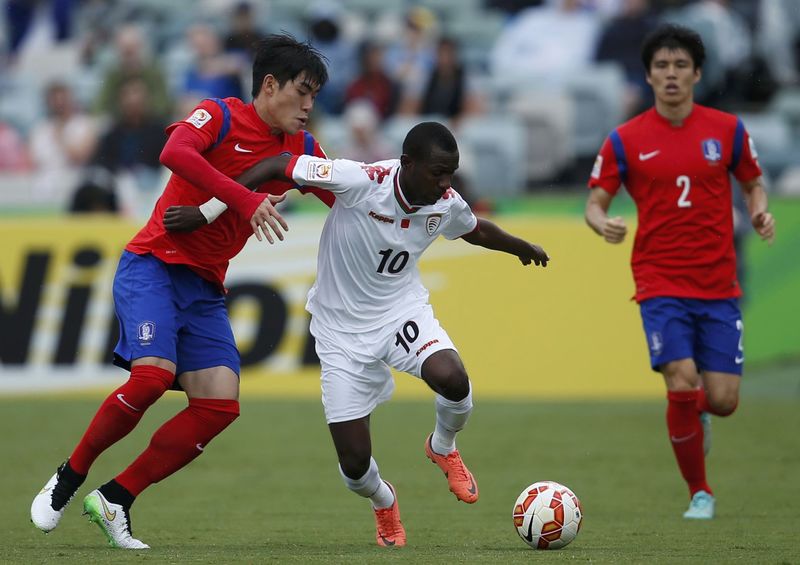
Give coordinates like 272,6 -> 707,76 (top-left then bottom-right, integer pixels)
288,155 -> 478,333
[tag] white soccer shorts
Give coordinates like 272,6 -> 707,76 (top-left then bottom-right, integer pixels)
311,304 -> 458,424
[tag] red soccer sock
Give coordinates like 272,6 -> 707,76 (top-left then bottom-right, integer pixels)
115,398 -> 240,496
69,365 -> 174,475
696,387 -> 738,416
666,390 -> 712,497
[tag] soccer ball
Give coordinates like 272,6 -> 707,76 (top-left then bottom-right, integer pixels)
512,481 -> 582,550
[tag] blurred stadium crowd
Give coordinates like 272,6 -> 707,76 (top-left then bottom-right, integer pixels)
0,0 -> 799,217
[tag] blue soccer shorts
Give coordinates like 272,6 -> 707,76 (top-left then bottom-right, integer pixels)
112,251 -> 240,379
639,296 -> 744,375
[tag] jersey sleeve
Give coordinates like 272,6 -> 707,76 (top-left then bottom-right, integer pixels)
587,134 -> 623,195
165,99 -> 225,148
730,120 -> 763,183
287,155 -> 375,207
296,136 -> 336,207
441,190 -> 478,240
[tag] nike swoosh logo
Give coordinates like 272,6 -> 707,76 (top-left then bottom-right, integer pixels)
100,496 -> 117,522
196,443 -> 205,452
380,535 -> 396,546
735,356 -> 744,364
234,143 -> 253,153
39,487 -> 51,495
639,150 -> 660,161
523,517 -> 535,542
671,432 -> 697,444
117,394 -> 140,412
467,477 -> 477,495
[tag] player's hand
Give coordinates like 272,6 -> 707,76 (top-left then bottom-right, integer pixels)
163,206 -> 207,232
603,216 -> 627,244
518,243 -> 550,267
250,194 -> 289,244
751,211 -> 775,245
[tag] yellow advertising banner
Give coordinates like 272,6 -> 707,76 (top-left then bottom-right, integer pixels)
0,215 -> 660,399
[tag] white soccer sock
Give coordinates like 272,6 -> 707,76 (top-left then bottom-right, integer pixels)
431,381 -> 473,455
338,457 -> 395,509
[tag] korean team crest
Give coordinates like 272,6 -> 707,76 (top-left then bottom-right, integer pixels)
138,321 -> 155,345
649,331 -> 663,356
701,138 -> 722,162
426,214 -> 443,236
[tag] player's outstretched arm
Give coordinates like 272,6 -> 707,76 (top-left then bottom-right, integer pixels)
163,155 -> 294,235
461,218 -> 549,267
585,187 -> 627,244
740,176 -> 775,245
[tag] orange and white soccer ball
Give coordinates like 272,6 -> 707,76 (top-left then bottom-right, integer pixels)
512,481 -> 583,550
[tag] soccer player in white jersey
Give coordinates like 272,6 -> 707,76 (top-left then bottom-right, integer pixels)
164,121 -> 550,547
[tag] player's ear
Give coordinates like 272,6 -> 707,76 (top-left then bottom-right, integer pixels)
261,74 -> 276,96
400,154 -> 412,167
693,66 -> 702,84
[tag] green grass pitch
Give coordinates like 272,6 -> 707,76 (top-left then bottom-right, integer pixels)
2,365 -> 798,564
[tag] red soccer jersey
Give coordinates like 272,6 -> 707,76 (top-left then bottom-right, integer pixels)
126,97 -> 331,289
588,104 -> 762,302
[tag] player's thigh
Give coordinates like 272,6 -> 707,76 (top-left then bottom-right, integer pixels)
179,366 -> 239,400
639,297 -> 696,373
313,322 -> 393,425
694,298 -> 744,375
383,305 -> 459,380
112,251 -> 179,367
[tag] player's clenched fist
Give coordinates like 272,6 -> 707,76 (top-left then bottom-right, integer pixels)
251,193 -> 289,243
603,216 -> 627,244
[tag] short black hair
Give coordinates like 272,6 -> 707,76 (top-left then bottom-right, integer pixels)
641,24 -> 705,72
402,121 -> 458,160
251,33 -> 328,98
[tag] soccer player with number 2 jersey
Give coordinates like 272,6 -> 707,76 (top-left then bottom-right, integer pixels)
586,24 -> 776,520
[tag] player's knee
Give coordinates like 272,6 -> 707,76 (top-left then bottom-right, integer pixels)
708,392 -> 738,416
339,451 -> 371,480
436,366 -> 470,402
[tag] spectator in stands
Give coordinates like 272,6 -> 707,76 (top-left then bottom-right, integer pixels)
91,77 -> 166,175
383,6 -> 438,115
224,1 -> 266,59
0,121 -> 31,171
305,1 -> 358,115
337,100 -> 394,162
5,0 -> 77,59
94,24 -> 172,119
344,41 -> 400,120
69,166 -> 119,214
412,37 -> 484,126
489,0 -> 601,85
29,81 -> 98,204
594,0 -> 658,117
757,0 -> 800,87
182,23 -> 246,102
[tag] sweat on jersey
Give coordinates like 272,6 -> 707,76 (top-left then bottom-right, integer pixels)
126,97 -> 332,290
588,105 -> 762,302
285,154 -> 478,333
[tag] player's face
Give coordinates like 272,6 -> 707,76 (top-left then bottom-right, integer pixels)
646,47 -> 700,106
402,146 -> 459,206
261,73 -> 320,134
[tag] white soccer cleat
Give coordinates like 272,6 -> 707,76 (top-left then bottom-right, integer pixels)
82,490 -> 150,549
683,490 -> 715,520
31,462 -> 79,533
700,412 -> 712,456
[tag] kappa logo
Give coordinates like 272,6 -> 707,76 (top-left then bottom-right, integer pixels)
137,321 -> 155,344
425,214 -> 443,236
307,160 -> 333,182
186,108 -> 212,129
234,143 -> 253,153
368,210 -> 395,224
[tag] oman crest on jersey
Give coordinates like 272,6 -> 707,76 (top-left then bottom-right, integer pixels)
701,138 -> 722,163
426,214 -> 443,236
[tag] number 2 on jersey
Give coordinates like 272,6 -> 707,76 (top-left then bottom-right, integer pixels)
676,175 -> 692,208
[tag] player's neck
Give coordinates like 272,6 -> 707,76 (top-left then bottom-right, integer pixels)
252,98 -> 282,135
654,100 -> 694,127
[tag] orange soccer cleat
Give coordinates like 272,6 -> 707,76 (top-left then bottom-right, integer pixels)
373,482 -> 406,548
425,434 -> 479,503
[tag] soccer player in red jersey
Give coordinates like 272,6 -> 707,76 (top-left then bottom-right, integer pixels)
31,35 -> 333,548
586,24 -> 776,520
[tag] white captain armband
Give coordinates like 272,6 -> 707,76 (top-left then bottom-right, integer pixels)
199,198 -> 228,223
